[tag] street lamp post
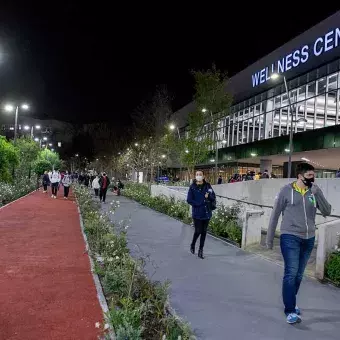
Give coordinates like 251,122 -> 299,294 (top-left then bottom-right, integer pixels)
4,103 -> 30,143
270,74 -> 296,178
169,124 -> 182,180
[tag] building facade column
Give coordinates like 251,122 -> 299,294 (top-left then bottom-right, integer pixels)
260,159 -> 272,174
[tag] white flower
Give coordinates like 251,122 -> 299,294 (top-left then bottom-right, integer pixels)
115,256 -> 120,260
125,225 -> 129,229
104,323 -> 109,330
95,322 -> 100,328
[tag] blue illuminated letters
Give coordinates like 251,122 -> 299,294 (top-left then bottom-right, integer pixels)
251,27 -> 340,87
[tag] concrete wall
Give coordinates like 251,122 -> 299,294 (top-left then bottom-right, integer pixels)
154,179 -> 340,232
212,179 -> 340,231
151,185 -> 187,202
315,220 -> 340,280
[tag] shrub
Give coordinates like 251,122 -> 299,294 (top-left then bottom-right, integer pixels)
0,177 -> 36,207
74,184 -> 193,340
123,182 -> 243,246
325,252 -> 340,286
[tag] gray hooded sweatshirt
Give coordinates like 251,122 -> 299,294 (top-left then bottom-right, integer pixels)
266,183 -> 332,248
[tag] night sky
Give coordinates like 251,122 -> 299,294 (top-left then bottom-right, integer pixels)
0,3 -> 339,130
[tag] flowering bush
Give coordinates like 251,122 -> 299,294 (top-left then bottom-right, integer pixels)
74,184 -> 193,340
209,205 -> 242,245
0,177 -> 36,207
123,182 -> 242,246
325,233 -> 340,286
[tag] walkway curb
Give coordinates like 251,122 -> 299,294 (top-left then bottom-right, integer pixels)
0,190 -> 36,211
76,206 -> 116,340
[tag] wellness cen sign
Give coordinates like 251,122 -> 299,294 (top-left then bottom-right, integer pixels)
251,27 -> 340,88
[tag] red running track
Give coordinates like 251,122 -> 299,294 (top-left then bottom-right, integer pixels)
0,190 -> 103,340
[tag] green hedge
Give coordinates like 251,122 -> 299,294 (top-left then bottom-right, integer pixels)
74,185 -> 194,340
325,251 -> 340,286
123,183 -> 242,246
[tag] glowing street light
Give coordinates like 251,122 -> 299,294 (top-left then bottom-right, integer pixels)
169,124 -> 175,130
161,154 -> 166,158
3,103 -> 30,142
4,104 -> 14,112
34,137 -> 39,142
49,143 -> 53,147
202,108 -> 207,113
24,125 -> 30,130
134,143 -> 138,146
43,136 -> 48,141
35,125 -> 41,129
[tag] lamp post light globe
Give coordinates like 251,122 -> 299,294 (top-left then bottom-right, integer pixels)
169,124 -> 175,130
4,104 -> 14,112
34,137 -> 39,142
24,125 -> 30,130
43,137 -> 48,141
21,104 -> 29,110
270,73 -> 280,80
35,125 -> 41,129
202,108 -> 207,113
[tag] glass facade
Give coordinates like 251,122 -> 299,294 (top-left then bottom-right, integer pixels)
215,59 -> 340,149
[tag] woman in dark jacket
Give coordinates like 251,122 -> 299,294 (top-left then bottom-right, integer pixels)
187,170 -> 216,259
42,171 -> 50,193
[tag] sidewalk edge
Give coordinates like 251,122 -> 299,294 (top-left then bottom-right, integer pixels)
77,206 -> 116,340
0,190 -> 36,211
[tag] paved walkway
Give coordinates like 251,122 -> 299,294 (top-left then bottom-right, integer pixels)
0,191 -> 103,340
103,194 -> 340,340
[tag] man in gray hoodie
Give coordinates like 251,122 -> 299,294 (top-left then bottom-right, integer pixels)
266,162 -> 331,324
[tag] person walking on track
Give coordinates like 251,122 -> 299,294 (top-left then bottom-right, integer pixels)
62,171 -> 72,199
42,171 -> 50,193
49,169 -> 61,199
187,170 -> 216,259
266,162 -> 331,324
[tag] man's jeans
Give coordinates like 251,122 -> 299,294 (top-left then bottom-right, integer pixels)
280,234 -> 315,314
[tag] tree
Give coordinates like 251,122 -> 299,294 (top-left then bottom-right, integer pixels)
131,86 -> 173,182
34,159 -> 52,176
14,137 -> 40,179
0,136 -> 19,182
37,149 -> 61,170
170,65 -> 232,180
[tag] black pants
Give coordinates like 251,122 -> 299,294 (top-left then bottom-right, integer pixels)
51,183 -> 58,196
43,184 -> 48,191
100,188 -> 107,202
64,186 -> 70,198
94,188 -> 99,197
191,218 -> 209,250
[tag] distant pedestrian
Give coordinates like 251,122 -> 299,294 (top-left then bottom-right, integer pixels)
266,162 -> 331,324
62,171 -> 72,199
187,171 -> 216,259
260,170 -> 270,179
49,169 -> 61,199
42,171 -> 50,193
92,175 -> 100,197
245,170 -> 253,181
217,175 -> 223,184
336,168 -> 340,178
99,172 -> 110,203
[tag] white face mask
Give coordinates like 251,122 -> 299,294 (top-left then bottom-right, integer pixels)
196,175 -> 203,182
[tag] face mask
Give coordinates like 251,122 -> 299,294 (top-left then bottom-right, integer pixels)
196,175 -> 203,182
302,176 -> 314,188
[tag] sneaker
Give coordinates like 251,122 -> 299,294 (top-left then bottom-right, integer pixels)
295,306 -> 301,315
51,195 -> 54,198
286,313 -> 301,324
190,245 -> 195,255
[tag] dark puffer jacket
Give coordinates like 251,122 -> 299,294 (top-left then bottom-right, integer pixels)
187,180 -> 216,220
